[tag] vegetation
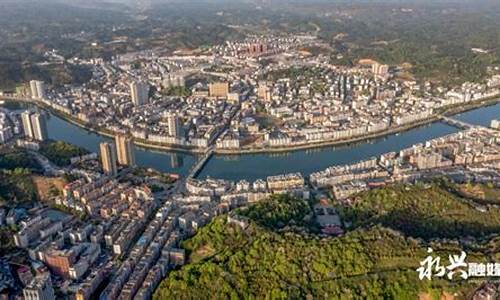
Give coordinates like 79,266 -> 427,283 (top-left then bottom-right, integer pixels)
0,147 -> 41,206
237,194 -> 311,229
0,226 -> 15,256
0,147 -> 41,171
39,140 -> 89,167
154,188 -> 498,299
0,62 -> 93,91
163,86 -> 192,97
310,2 -> 500,86
132,167 -> 176,185
341,183 -> 500,240
1,1 -> 498,89
0,168 -> 38,206
456,183 -> 500,206
150,184 -> 164,193
154,184 -> 500,298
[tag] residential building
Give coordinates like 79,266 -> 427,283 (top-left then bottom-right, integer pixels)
130,82 -> 149,106
100,142 -> 117,176
372,63 -> 389,76
22,111 -> 34,139
491,120 -> 499,130
29,80 -> 46,99
30,113 -> 48,141
115,135 -> 136,166
23,273 -> 54,300
209,82 -> 229,98
167,113 -> 181,137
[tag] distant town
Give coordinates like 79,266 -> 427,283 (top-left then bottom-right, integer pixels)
2,33 -> 500,154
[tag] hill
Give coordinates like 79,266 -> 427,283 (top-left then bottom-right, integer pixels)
154,187 -> 500,299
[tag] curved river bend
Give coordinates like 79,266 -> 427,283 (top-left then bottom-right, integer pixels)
7,103 -> 500,182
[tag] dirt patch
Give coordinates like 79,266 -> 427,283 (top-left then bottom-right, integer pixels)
458,184 -> 500,205
32,176 -> 66,201
358,58 -> 378,66
419,292 -> 455,300
190,244 -> 216,263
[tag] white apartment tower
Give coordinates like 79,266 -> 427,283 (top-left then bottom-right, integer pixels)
115,134 -> 136,166
130,81 -> 149,106
100,142 -> 118,175
29,80 -> 46,99
22,111 -> 48,141
21,111 -> 34,138
31,113 -> 48,141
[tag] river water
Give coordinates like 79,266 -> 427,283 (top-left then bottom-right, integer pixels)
5,102 -> 499,182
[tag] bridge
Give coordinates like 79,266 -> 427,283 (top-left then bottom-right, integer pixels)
187,146 -> 215,179
0,95 -> 35,102
441,116 -> 478,130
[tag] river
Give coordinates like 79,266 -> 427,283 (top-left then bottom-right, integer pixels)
4,102 -> 499,182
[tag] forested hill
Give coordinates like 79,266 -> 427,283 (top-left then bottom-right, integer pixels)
154,185 -> 500,299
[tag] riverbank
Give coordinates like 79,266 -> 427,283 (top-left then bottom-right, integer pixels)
2,95 -> 499,156
1,97 -> 206,154
216,116 -> 441,154
217,97 -> 500,155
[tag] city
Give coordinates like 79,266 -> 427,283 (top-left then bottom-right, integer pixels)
0,0 -> 500,299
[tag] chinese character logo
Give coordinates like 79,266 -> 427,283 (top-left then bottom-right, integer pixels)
417,248 -> 468,280
417,248 -> 446,280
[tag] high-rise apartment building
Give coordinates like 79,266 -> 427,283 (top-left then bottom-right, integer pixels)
100,142 -> 117,175
21,111 -> 47,141
167,113 -> 181,137
209,82 -> 229,98
130,81 -> 150,106
115,135 -> 135,166
22,111 -> 34,138
31,113 -> 48,141
29,80 -> 46,99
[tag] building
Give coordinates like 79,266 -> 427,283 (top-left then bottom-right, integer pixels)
29,80 -> 46,99
163,74 -> 185,88
0,126 -> 13,143
209,82 -> 229,98
130,81 -> 149,106
100,142 -> 117,176
30,113 -> 48,141
491,120 -> 500,130
115,135 -> 136,166
472,283 -> 497,300
23,273 -> 55,300
44,250 -> 76,278
247,43 -> 269,56
22,111 -> 34,138
372,63 -> 389,77
21,111 -> 47,141
257,84 -> 272,101
167,113 -> 181,137
267,173 -> 305,191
